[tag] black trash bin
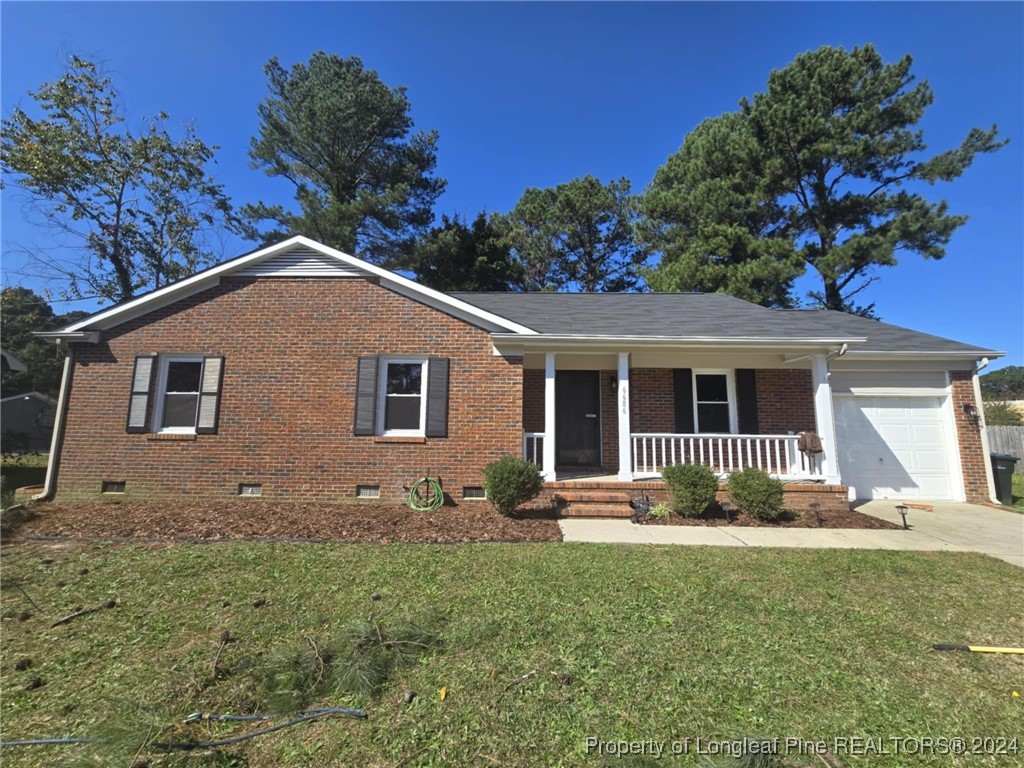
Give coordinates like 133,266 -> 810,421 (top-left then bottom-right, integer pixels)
990,452 -> 1018,506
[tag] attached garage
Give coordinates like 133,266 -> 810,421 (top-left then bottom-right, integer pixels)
832,372 -> 963,502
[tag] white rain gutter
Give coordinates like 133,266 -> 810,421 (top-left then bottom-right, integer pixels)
971,357 -> 1000,504
32,345 -> 73,502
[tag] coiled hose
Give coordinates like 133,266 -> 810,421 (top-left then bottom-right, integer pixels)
408,477 -> 444,511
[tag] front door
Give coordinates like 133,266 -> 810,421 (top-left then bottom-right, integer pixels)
556,371 -> 601,467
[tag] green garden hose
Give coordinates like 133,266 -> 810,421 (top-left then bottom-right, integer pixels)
408,477 -> 444,511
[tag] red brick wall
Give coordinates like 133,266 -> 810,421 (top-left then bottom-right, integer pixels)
949,370 -> 990,503
755,369 -> 817,434
57,277 -> 523,502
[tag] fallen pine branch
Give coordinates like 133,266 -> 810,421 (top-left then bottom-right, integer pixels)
50,599 -> 116,628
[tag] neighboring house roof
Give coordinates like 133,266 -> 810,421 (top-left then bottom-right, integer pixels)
1,347 -> 27,372
453,292 -> 1001,358
0,391 -> 58,405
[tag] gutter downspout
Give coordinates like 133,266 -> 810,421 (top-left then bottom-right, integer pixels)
32,344 -> 73,502
971,357 -> 999,505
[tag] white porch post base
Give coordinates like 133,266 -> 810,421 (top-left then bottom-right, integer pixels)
617,352 -> 632,481
542,352 -> 556,480
811,354 -> 841,485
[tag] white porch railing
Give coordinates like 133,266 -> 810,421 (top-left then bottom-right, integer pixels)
631,433 -> 823,481
523,432 -> 545,466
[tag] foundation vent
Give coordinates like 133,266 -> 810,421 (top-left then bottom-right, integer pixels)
101,481 -> 126,494
238,483 -> 263,497
462,487 -> 487,500
356,485 -> 381,499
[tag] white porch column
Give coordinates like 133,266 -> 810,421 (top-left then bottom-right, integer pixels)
617,352 -> 632,481
542,352 -> 556,480
810,354 -> 841,485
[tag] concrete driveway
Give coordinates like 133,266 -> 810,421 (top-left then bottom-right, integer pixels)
853,501 -> 1024,568
559,501 -> 1024,568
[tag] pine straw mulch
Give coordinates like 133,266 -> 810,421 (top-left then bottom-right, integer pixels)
640,504 -> 902,529
7,500 -> 563,544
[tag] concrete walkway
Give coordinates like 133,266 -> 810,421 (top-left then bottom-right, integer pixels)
559,501 -> 1024,568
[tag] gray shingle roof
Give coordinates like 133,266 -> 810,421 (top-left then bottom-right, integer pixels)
450,292 -> 999,356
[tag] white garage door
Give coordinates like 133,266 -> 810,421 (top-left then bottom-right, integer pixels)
834,396 -> 957,501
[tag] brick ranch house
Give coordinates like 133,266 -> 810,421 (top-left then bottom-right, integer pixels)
35,236 -> 1002,514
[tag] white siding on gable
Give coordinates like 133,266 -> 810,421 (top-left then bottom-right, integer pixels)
237,247 -> 368,277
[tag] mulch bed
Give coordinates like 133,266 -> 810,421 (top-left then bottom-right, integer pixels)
640,505 -> 902,529
8,500 -> 563,544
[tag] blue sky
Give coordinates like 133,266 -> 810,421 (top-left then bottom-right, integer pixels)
2,2 -> 1021,368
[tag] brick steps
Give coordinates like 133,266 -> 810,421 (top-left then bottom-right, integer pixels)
553,491 -> 632,504
552,490 -> 634,518
559,503 -> 634,518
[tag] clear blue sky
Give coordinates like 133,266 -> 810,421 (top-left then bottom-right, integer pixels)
2,2 -> 1021,368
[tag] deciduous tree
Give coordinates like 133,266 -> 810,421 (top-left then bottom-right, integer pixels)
1,57 -> 238,303
1,288 -> 87,397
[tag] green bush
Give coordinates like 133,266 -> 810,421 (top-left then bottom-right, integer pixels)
727,467 -> 785,521
482,455 -> 544,516
647,503 -> 672,519
661,463 -> 719,517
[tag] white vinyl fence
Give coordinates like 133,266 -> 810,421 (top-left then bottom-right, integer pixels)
985,426 -> 1024,473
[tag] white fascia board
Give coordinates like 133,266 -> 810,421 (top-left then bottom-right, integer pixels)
491,334 -> 864,350
58,235 -> 537,336
840,350 -> 1004,360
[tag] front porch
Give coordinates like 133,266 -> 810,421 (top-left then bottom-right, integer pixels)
520,349 -> 842,486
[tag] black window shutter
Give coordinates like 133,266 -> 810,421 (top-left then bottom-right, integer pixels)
196,357 -> 225,435
353,356 -> 379,435
425,357 -> 450,438
126,355 -> 157,433
673,368 -> 695,433
735,369 -> 759,434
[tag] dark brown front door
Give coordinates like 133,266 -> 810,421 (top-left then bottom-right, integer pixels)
556,371 -> 601,467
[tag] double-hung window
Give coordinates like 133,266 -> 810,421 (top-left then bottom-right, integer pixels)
377,358 -> 428,435
156,358 -> 204,432
126,355 -> 224,435
693,371 -> 737,434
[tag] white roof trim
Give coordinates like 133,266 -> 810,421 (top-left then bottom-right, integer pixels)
491,334 -> 865,348
58,236 -> 538,336
0,391 -> 58,405
841,350 -> 1003,360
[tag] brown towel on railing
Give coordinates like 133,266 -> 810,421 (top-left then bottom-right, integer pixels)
797,431 -> 823,456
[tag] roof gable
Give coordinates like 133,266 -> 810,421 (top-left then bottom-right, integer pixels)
54,237 -> 537,336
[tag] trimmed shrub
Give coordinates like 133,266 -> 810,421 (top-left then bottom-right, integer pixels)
482,455 -> 544,517
727,467 -> 785,521
662,463 -> 718,517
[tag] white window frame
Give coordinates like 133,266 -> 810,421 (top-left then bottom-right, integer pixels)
692,369 -> 738,435
152,355 -> 204,434
376,357 -> 429,436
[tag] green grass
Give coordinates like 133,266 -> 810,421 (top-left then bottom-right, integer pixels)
1011,474 -> 1024,511
1,542 -> 1022,767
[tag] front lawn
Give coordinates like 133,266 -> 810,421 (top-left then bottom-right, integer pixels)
1012,473 -> 1024,511
1,542 -> 1021,767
